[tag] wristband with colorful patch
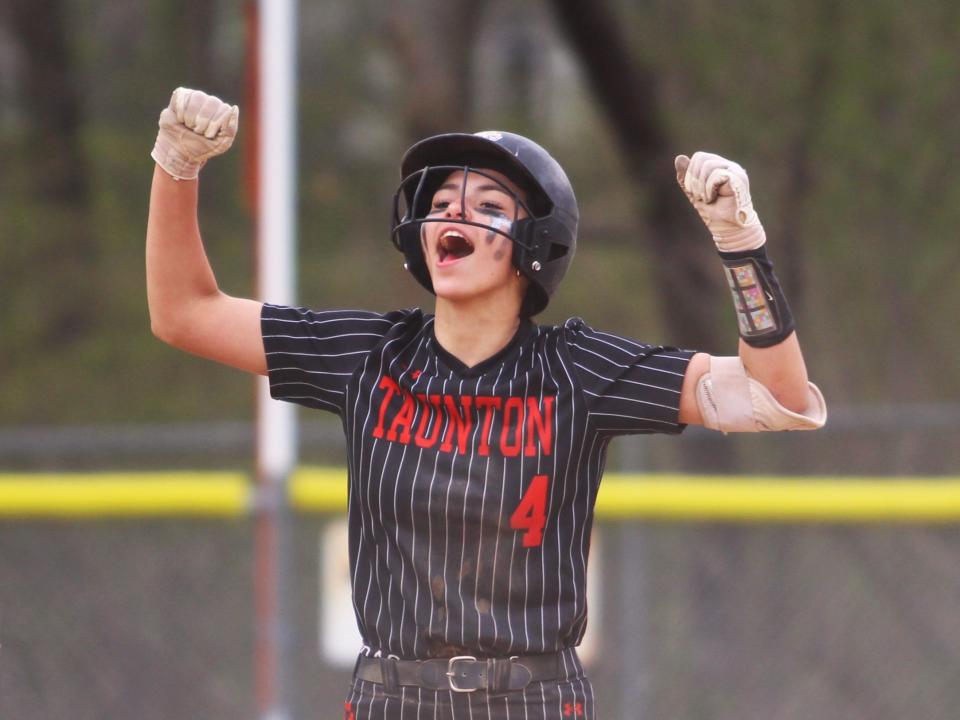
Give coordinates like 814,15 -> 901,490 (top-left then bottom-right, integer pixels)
719,246 -> 795,348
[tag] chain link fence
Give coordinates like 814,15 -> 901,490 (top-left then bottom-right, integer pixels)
2,414 -> 960,719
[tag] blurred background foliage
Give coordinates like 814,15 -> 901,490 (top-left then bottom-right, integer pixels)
4,0 -> 960,433
4,3 -> 960,719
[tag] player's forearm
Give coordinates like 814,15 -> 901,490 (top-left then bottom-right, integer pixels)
676,152 -> 826,432
738,333 -> 810,413
146,165 -> 222,343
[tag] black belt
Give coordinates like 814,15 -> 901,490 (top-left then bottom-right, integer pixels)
354,652 -> 563,694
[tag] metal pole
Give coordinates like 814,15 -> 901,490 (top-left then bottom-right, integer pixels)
618,523 -> 649,719
254,0 -> 298,718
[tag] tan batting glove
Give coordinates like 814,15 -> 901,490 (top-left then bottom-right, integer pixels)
675,152 -> 765,253
151,87 -> 239,181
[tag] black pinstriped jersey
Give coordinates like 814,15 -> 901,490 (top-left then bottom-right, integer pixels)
261,304 -> 695,660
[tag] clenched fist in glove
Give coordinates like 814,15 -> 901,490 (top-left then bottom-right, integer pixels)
151,87 -> 239,181
674,152 -> 765,253
675,151 -> 795,347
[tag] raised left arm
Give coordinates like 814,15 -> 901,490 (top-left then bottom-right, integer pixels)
675,152 -> 826,431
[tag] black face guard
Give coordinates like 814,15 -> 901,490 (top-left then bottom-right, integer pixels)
394,131 -> 578,316
391,165 -> 538,261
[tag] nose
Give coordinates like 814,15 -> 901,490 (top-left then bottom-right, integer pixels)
444,202 -> 466,219
444,188 -> 468,219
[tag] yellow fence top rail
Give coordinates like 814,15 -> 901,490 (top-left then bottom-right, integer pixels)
2,468 -> 960,522
0,471 -> 249,518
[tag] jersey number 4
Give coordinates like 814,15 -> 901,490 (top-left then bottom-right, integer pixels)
510,474 -> 549,547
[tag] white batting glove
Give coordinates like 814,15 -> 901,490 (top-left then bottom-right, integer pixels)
675,152 -> 765,253
151,87 -> 239,181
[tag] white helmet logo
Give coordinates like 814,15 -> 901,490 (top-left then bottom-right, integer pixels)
475,131 -> 503,142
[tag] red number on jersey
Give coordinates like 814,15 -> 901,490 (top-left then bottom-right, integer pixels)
510,474 -> 549,547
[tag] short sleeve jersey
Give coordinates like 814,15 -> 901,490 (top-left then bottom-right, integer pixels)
261,304 -> 695,660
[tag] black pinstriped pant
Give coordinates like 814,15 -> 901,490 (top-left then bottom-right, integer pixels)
343,648 -> 595,719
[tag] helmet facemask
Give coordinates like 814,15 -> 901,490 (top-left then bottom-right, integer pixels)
393,131 -> 578,316
391,165 -> 539,296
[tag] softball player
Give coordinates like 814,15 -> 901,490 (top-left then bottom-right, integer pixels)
147,88 -> 826,719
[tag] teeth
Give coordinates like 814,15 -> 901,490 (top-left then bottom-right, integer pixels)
437,228 -> 473,261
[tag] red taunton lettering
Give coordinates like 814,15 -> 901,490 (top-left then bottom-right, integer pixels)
386,391 -> 415,443
439,394 -> 473,453
371,375 -> 401,439
475,396 -> 503,456
500,396 -> 525,457
525,395 -> 553,456
370,375 -> 554,457
413,394 -> 443,449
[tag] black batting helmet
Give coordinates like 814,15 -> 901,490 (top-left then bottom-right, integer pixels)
391,131 -> 578,316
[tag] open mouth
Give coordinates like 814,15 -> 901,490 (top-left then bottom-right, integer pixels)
437,229 -> 475,264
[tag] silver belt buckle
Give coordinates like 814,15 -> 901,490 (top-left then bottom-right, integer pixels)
446,655 -> 480,692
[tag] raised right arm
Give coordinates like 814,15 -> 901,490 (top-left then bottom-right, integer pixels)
146,88 -> 266,376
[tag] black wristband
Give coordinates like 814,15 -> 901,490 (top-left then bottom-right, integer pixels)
718,246 -> 795,348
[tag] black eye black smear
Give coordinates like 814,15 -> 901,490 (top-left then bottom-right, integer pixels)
493,236 -> 509,261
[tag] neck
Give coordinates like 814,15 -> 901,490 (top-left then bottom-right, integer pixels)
433,293 -> 524,368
